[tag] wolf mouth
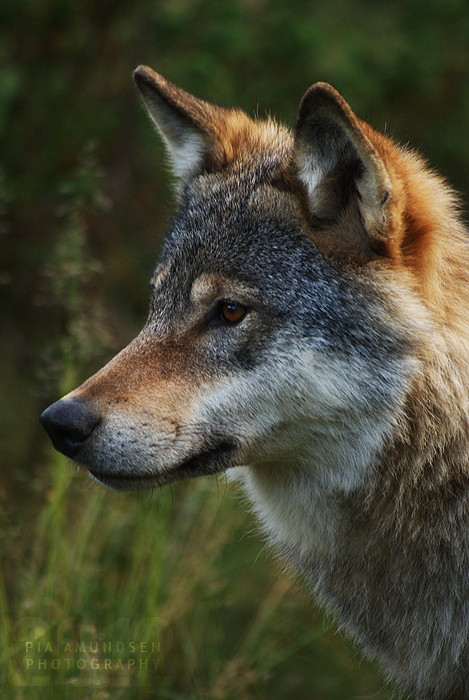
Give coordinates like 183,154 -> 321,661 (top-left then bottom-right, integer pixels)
87,439 -> 238,491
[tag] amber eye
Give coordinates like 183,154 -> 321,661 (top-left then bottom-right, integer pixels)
220,301 -> 247,324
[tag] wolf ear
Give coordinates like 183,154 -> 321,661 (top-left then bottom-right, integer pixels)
134,66 -> 251,182
293,83 -> 393,254
133,66 -> 217,180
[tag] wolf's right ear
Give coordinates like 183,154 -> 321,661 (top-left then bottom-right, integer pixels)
293,83 -> 393,256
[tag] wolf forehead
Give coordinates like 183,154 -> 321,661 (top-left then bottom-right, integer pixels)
160,174 -> 307,277
145,172 -> 406,375
154,158 -> 317,302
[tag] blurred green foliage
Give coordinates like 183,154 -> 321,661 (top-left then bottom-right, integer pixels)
2,0 -> 469,365
1,0 -> 469,696
2,0 -> 469,404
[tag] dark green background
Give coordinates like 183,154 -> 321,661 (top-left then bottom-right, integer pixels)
1,1 -> 469,696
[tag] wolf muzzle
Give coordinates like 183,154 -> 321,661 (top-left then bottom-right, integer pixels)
40,399 -> 100,459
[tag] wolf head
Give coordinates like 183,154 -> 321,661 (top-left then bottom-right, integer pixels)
40,67 -> 456,498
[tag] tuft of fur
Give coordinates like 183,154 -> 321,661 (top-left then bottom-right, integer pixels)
40,67 -> 469,699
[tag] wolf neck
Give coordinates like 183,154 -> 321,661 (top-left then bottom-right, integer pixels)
304,393 -> 469,697
237,404 -> 396,559
240,367 -> 469,697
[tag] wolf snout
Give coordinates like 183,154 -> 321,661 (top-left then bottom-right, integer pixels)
40,399 -> 100,459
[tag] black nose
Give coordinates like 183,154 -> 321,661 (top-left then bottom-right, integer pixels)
40,399 -> 100,459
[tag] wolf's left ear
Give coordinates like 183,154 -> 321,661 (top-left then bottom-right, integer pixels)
134,66 -> 249,182
293,83 -> 393,253
133,66 -> 217,180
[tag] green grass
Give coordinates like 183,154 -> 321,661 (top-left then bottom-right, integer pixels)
0,455 -> 394,700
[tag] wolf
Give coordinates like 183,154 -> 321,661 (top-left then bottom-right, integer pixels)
40,66 -> 469,699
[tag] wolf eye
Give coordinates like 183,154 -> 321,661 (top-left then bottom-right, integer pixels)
205,300 -> 249,328
220,302 -> 247,324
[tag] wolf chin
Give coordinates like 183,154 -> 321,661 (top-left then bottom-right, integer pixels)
40,66 -> 469,699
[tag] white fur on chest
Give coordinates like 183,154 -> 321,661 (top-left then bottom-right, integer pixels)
229,411 -> 389,558
227,348 -> 409,558
231,464 -> 340,556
